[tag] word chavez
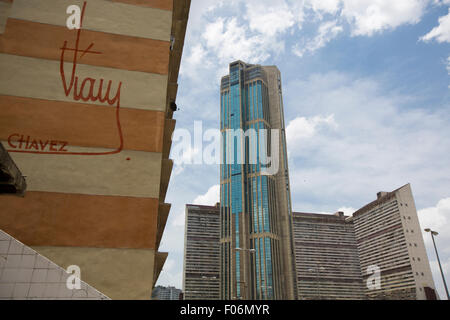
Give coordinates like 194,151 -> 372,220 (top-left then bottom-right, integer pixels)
8,134 -> 68,153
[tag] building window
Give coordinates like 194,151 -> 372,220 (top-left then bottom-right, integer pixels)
418,257 -> 421,261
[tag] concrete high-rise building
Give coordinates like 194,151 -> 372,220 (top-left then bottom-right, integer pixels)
353,184 -> 437,300
219,61 -> 297,300
152,285 -> 182,300
0,0 -> 190,299
292,212 -> 365,300
183,204 -> 220,300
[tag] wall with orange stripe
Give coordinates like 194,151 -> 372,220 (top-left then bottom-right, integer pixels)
0,0 -> 184,299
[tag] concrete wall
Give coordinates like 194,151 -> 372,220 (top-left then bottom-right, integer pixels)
0,0 -> 189,299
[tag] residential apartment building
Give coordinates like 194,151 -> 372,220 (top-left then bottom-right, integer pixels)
0,0 -> 190,299
183,204 -> 220,300
293,212 -> 365,300
152,285 -> 182,300
353,184 -> 437,300
220,61 -> 297,300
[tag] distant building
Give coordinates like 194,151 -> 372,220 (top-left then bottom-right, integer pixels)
152,286 -> 182,300
183,183 -> 438,300
183,204 -> 220,300
292,211 -> 366,300
353,183 -> 437,300
292,184 -> 437,300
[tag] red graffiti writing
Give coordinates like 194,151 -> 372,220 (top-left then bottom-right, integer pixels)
8,134 -> 68,152
7,1 -> 124,156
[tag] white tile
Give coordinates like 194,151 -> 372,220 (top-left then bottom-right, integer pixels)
43,283 -> 59,298
60,271 -> 69,282
16,269 -> 33,283
0,283 -> 14,298
46,269 -> 63,283
28,283 -> 46,298
0,231 -> 10,241
20,254 -> 36,268
80,281 -> 87,291
8,240 -> 23,254
12,283 -> 30,298
87,286 -> 102,298
72,288 -> 88,298
22,246 -> 35,255
34,255 -> 49,269
0,240 -> 10,255
0,268 -> 18,283
5,254 -> 22,268
31,269 -> 47,283
57,283 -> 73,298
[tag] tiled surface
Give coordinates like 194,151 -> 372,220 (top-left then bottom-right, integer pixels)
0,229 -> 110,300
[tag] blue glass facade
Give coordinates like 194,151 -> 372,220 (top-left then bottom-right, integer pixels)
220,61 -> 283,300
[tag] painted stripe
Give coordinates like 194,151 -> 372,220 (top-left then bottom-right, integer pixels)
0,19 -> 170,74
111,0 -> 173,11
0,1 -> 10,34
10,0 -> 172,41
30,246 -> 157,300
2,143 -> 163,198
0,53 -> 167,112
0,95 -> 165,153
0,191 -> 159,249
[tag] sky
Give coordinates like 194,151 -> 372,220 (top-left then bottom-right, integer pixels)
156,0 -> 450,299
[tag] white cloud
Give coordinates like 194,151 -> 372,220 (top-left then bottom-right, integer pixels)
342,0 -> 429,36
421,8 -> 450,42
429,258 -> 450,299
245,1 -> 296,36
293,20 -> 343,57
202,17 -> 271,65
155,257 -> 183,289
418,198 -> 450,299
172,209 -> 186,227
181,0 -> 437,85
307,0 -> 341,15
338,206 -> 357,215
286,114 -> 337,148
285,71 -> 450,210
419,198 -> 450,251
193,184 -> 220,205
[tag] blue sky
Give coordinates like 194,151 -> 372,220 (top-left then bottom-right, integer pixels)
156,0 -> 450,299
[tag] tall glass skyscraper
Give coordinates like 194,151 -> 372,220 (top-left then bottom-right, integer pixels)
220,61 -> 297,300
